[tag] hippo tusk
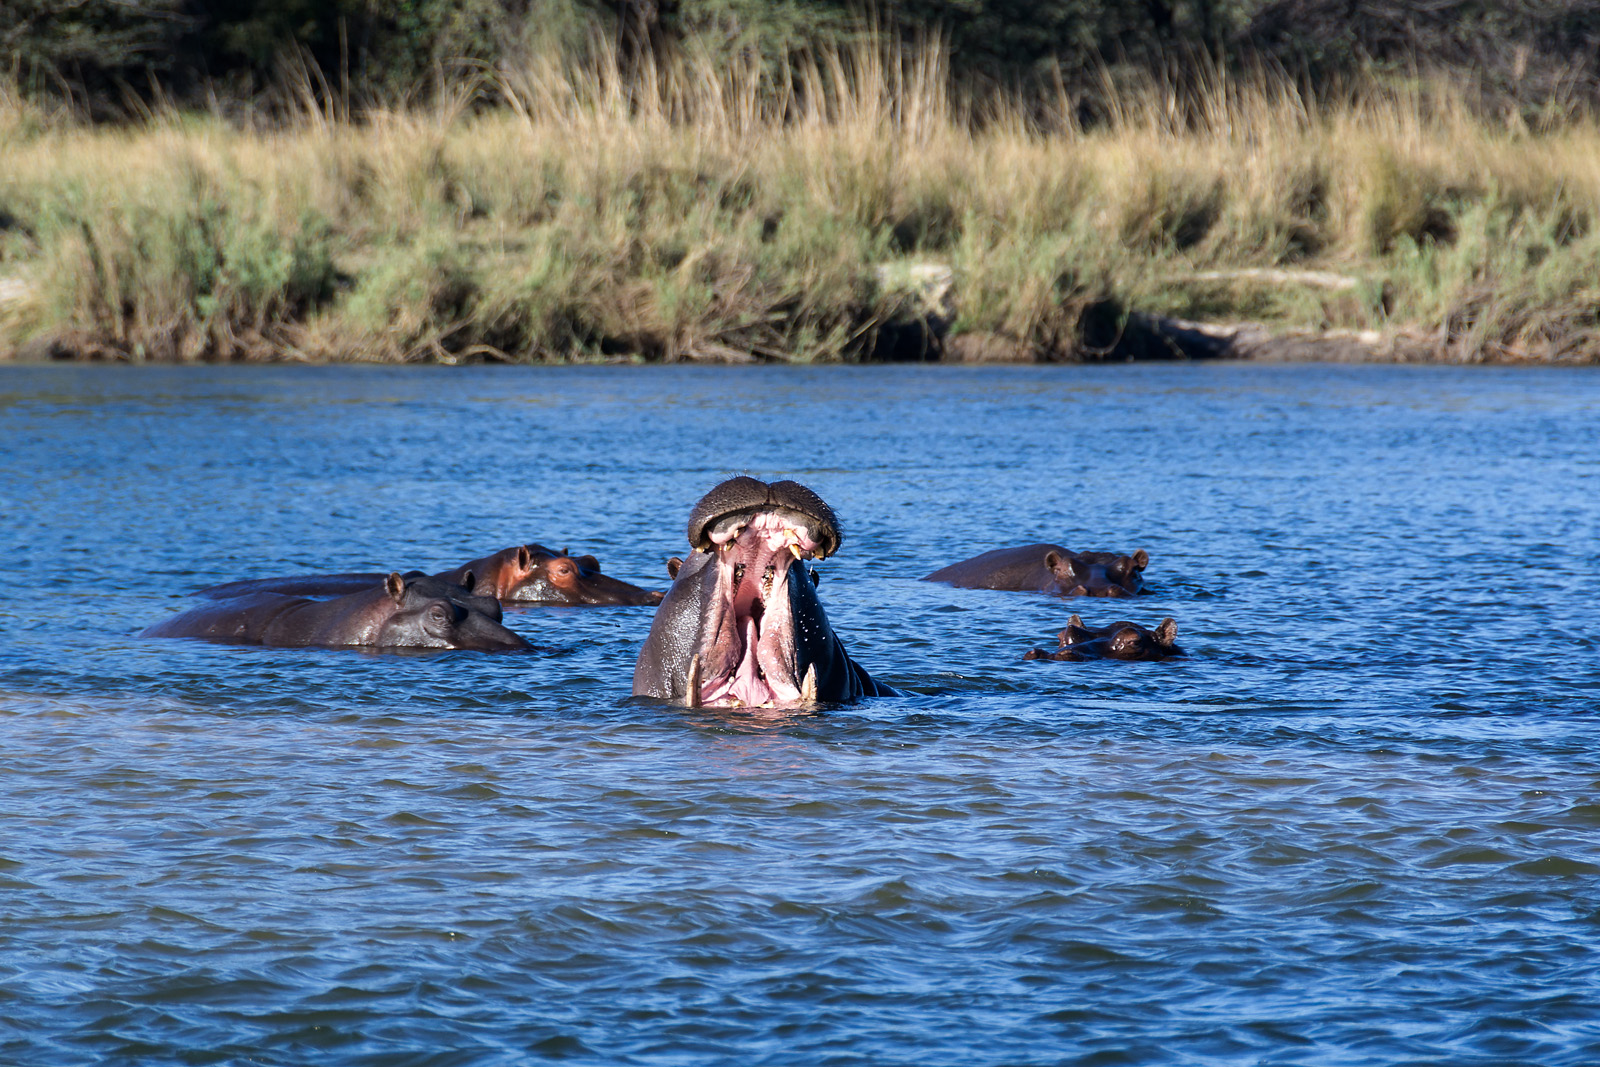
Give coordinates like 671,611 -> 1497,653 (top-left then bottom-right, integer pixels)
686,653 -> 703,709
800,663 -> 817,704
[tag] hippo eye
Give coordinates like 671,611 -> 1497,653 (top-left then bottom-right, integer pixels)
428,604 -> 450,622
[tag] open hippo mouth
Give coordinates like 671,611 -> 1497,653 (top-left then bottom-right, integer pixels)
691,510 -> 825,707
634,476 -> 890,709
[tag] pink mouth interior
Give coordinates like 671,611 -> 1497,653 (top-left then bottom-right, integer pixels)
698,513 -> 819,707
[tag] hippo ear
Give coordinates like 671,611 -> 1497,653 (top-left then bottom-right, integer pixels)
666,556 -> 683,579
385,572 -> 406,602
1133,549 -> 1149,570
517,545 -> 533,569
460,569 -> 477,593
1044,550 -> 1061,570
1156,618 -> 1177,646
561,547 -> 570,558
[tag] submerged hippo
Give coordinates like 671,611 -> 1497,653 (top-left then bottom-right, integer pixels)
1024,615 -> 1181,662
143,573 -> 530,651
923,543 -> 1149,597
194,544 -> 662,607
633,477 -> 895,708
438,544 -> 663,605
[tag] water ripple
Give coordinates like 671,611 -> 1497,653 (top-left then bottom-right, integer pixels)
2,364 -> 1600,1064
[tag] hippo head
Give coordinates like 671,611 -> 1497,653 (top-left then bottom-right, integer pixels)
446,545 -> 663,606
500,544 -> 664,606
1043,548 -> 1148,597
1026,613 -> 1179,661
375,573 -> 530,651
634,477 -> 887,708
1065,614 -> 1177,657
400,571 -> 506,623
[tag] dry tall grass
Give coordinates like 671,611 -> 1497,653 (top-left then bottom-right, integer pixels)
3,38 -> 1599,362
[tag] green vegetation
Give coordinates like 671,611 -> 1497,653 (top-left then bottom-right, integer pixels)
3,7 -> 1600,363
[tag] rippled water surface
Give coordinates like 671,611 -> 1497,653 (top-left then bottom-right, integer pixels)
3,362 -> 1600,1065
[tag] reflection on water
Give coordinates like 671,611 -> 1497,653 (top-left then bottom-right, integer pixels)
2,362 -> 1599,1065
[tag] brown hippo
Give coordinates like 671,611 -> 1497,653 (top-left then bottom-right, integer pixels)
193,544 -> 663,607
633,477 -> 895,708
435,544 -> 663,605
143,573 -> 530,651
1024,615 -> 1181,662
923,543 -> 1148,597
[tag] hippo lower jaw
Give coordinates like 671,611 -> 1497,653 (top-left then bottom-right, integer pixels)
689,512 -> 822,709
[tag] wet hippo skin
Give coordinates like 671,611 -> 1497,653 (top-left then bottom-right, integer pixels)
1024,615 -> 1182,661
923,543 -> 1149,597
144,572 -> 531,651
194,544 -> 663,607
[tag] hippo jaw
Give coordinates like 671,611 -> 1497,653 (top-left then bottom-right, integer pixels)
687,512 -> 824,708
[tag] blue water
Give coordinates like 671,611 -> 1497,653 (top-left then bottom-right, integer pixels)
2,362 -> 1599,1066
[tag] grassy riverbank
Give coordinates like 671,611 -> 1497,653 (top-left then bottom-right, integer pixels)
4,44 -> 1600,364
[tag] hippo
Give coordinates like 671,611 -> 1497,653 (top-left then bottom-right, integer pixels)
923,543 -> 1148,597
193,544 -> 663,607
143,573 -> 530,651
633,477 -> 895,708
1023,615 -> 1181,662
444,544 -> 663,606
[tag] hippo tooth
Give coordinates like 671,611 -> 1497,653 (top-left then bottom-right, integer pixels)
686,653 -> 703,709
800,664 -> 817,704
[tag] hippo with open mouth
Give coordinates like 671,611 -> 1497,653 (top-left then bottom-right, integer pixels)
632,477 -> 895,708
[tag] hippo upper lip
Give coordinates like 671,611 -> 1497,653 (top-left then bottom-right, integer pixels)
706,506 -> 823,557
687,477 -> 840,558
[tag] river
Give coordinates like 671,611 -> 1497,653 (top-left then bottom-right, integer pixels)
2,362 -> 1598,1065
